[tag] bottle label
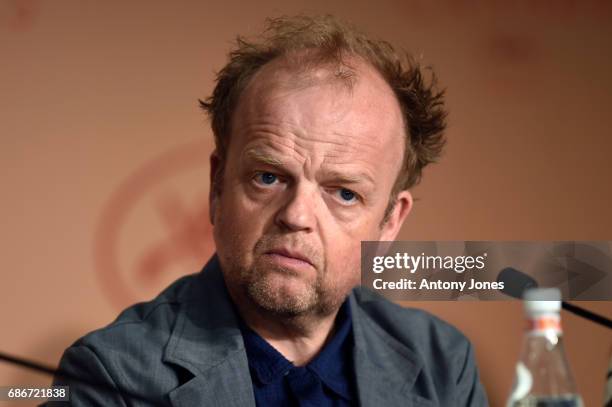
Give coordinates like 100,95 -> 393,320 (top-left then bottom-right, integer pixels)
526,315 -> 561,335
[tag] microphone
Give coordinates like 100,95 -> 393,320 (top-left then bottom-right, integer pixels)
497,267 -> 612,330
497,267 -> 538,299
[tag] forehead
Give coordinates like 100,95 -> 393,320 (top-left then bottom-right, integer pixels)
229,55 -> 405,170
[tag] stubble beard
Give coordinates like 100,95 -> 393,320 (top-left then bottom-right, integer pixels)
223,239 -> 351,322
235,261 -> 346,320
243,260 -> 332,319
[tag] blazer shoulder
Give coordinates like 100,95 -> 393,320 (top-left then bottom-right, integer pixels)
53,273 -> 201,405
351,287 -> 489,406
79,273 -> 194,339
352,286 -> 470,356
65,272 -> 199,371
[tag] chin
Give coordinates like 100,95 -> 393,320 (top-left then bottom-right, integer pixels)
246,275 -> 317,315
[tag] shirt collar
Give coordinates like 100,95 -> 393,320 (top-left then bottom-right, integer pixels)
239,318 -> 293,384
306,299 -> 354,399
239,299 -> 354,398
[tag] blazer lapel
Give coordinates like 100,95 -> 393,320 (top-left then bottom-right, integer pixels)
349,292 -> 435,407
162,256 -> 256,407
166,355 -> 254,407
161,255 -> 435,407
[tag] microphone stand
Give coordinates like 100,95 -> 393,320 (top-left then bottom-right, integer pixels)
562,301 -> 612,330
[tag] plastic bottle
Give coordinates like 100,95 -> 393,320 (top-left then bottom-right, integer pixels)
506,288 -> 584,407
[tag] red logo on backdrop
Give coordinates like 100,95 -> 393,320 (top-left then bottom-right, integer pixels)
94,141 -> 216,309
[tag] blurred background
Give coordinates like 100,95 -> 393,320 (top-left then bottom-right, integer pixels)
1,0 -> 611,405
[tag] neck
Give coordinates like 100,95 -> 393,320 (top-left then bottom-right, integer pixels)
230,291 -> 341,366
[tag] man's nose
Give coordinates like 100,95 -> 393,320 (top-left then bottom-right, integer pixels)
274,183 -> 316,233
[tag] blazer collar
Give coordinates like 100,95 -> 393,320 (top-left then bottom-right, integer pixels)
162,255 -> 256,407
349,291 -> 435,406
163,255 -> 433,407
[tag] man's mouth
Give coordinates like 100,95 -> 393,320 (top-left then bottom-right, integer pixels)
264,248 -> 314,268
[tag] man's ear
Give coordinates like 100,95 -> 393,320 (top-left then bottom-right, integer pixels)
379,190 -> 413,241
208,150 -> 223,225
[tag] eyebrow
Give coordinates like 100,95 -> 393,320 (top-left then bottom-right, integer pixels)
242,147 -> 376,187
242,148 -> 285,166
324,169 -> 375,187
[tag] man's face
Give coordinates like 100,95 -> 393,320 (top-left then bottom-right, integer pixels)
210,57 -> 412,318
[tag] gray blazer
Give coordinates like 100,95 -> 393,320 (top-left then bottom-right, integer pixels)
49,255 -> 488,406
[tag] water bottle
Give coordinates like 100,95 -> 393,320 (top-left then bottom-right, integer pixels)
506,288 -> 584,407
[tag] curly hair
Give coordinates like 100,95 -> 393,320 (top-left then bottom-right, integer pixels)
200,15 -> 447,222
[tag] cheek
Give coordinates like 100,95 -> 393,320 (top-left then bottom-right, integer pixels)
324,197 -> 388,238
323,237 -> 362,286
320,217 -> 384,287
213,189 -> 271,253
321,214 -> 382,255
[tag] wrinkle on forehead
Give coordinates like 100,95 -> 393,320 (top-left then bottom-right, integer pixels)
229,54 -> 406,186
238,124 -> 384,166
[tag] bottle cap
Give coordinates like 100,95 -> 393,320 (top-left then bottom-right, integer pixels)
523,288 -> 561,315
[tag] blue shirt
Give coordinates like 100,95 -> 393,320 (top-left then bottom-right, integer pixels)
239,300 -> 356,407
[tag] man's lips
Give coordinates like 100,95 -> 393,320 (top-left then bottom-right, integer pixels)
264,248 -> 314,268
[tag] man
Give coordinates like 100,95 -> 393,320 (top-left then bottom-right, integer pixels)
50,15 -> 488,406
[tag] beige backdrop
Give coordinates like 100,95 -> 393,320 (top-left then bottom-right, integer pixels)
1,1 -> 611,406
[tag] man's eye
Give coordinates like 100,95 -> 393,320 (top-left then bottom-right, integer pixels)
255,172 -> 278,185
337,188 -> 358,204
